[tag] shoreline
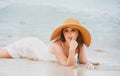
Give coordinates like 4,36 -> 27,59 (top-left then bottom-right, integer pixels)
0,58 -> 120,76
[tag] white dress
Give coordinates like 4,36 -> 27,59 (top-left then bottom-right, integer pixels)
4,37 -> 56,61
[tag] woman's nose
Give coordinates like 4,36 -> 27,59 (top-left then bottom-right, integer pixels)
67,32 -> 72,36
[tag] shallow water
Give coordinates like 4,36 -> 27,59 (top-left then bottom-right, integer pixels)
0,59 -> 120,76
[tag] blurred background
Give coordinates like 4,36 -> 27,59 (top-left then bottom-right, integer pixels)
0,0 -> 120,53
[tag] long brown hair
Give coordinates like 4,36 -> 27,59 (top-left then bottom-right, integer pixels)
60,28 -> 84,58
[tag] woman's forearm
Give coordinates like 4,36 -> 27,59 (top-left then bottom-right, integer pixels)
79,56 -> 87,64
65,40 -> 78,66
65,50 -> 75,66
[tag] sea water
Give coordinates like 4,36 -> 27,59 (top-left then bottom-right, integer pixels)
0,0 -> 120,70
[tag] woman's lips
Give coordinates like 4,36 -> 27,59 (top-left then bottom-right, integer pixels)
67,37 -> 72,41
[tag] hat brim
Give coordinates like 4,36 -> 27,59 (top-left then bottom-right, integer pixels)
50,24 -> 91,47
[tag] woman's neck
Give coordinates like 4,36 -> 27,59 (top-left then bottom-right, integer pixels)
64,41 -> 69,48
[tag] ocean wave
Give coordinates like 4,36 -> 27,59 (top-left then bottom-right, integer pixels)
1,0 -> 120,14
0,0 -> 120,50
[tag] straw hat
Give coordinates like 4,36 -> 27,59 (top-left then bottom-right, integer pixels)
50,18 -> 91,47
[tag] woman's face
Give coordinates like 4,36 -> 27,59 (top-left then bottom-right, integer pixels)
63,27 -> 79,42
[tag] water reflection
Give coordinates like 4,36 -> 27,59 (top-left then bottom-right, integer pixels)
74,69 -> 85,76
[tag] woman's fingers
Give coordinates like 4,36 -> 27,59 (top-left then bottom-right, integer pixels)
69,40 -> 78,51
86,62 -> 95,70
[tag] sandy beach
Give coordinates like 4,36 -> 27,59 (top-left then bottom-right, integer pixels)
0,58 -> 120,76
0,43 -> 120,76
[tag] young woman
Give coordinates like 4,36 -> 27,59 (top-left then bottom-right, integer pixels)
49,18 -> 92,67
0,18 -> 94,69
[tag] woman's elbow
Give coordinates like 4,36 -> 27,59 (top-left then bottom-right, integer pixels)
80,61 -> 87,64
79,59 -> 88,64
79,57 -> 88,64
66,63 -> 74,66
60,61 -> 74,66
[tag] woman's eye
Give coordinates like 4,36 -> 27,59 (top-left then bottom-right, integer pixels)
63,29 -> 68,32
71,29 -> 76,32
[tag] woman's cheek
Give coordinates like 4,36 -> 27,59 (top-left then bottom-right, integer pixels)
73,35 -> 78,40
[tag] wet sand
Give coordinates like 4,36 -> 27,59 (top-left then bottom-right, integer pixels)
0,58 -> 120,76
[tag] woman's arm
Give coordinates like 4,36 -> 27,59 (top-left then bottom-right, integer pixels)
49,40 -> 78,66
79,47 -> 88,64
49,43 -> 75,66
78,47 -> 95,69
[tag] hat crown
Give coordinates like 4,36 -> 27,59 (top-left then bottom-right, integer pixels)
64,18 -> 80,25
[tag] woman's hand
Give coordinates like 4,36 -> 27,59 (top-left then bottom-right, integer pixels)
69,40 -> 78,52
86,62 -> 95,70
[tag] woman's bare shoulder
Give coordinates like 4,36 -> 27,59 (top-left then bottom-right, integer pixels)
52,40 -> 62,46
49,40 -> 62,54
